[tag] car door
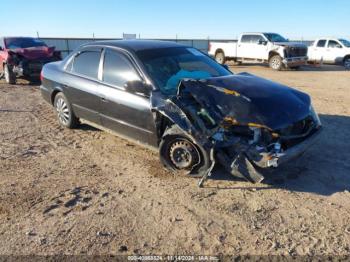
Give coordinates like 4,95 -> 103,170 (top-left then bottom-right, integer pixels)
63,47 -> 103,124
237,34 -> 267,60
310,39 -> 327,62
324,40 -> 344,63
98,48 -> 158,146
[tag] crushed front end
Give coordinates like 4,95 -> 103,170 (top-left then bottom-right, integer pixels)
152,73 -> 322,186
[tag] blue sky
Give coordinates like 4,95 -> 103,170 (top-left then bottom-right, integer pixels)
1,0 -> 349,40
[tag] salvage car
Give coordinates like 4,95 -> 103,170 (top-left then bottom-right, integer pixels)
308,37 -> 350,69
0,37 -> 61,84
40,40 -> 322,185
208,33 -> 308,70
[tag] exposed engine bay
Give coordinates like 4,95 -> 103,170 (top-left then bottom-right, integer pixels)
152,73 -> 322,186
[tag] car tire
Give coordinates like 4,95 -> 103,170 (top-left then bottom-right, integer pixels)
269,55 -> 283,70
4,64 -> 16,84
53,92 -> 79,129
159,125 -> 211,177
344,57 -> 350,70
215,51 -> 226,65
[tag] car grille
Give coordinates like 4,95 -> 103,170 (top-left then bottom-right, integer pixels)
286,47 -> 308,58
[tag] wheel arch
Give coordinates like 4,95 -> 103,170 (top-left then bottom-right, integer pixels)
268,51 -> 280,60
50,87 -> 64,105
215,48 -> 225,56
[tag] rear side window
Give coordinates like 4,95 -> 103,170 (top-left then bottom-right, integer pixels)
316,40 -> 326,47
103,49 -> 140,87
241,35 -> 252,43
72,51 -> 101,79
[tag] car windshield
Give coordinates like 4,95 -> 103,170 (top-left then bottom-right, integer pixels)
339,39 -> 350,47
137,47 -> 232,95
264,33 -> 288,42
5,37 -> 47,49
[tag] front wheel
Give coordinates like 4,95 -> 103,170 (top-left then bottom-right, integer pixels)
54,92 -> 79,129
159,125 -> 211,177
269,55 -> 283,70
4,64 -> 16,84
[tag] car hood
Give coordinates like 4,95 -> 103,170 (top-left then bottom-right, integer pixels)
174,73 -> 311,131
8,46 -> 55,60
273,42 -> 307,48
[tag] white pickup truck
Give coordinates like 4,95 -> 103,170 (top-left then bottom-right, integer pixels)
208,32 -> 308,70
308,38 -> 350,69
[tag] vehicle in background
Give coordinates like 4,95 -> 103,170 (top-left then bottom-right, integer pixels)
40,40 -> 321,186
0,37 -> 61,84
208,33 -> 308,70
308,38 -> 350,69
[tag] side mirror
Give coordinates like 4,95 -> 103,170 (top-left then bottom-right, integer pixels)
336,44 -> 342,48
258,40 -> 267,45
124,80 -> 151,97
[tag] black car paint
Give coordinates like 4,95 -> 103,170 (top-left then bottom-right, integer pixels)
41,40 -> 321,183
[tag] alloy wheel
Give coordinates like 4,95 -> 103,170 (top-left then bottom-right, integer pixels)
55,98 -> 70,125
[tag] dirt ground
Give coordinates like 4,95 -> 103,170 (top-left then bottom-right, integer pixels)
0,64 -> 349,257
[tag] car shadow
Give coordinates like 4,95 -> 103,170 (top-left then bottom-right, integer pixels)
205,114 -> 350,196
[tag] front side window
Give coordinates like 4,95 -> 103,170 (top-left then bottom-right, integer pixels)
137,47 -> 232,96
328,40 -> 341,48
5,37 -> 47,49
72,51 -> 101,79
317,40 -> 326,47
250,35 -> 264,43
102,49 -> 140,87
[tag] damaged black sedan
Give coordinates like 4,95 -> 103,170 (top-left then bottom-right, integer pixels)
40,40 -> 322,186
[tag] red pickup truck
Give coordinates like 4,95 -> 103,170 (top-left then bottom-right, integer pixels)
0,37 -> 61,84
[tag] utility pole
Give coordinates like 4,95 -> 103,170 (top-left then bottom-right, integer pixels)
36,31 -> 40,38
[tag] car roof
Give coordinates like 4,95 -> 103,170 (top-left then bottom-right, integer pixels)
84,39 -> 185,52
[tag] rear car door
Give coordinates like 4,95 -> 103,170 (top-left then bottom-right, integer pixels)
98,48 -> 158,146
64,47 -> 102,124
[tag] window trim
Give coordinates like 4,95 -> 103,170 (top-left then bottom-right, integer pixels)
64,47 -> 103,82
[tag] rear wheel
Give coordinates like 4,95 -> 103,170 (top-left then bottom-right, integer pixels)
159,125 -> 211,177
215,51 -> 226,65
4,64 -> 16,84
269,55 -> 283,70
54,92 -> 79,129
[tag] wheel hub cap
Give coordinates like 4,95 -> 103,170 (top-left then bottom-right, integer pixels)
169,140 -> 197,169
56,98 -> 70,125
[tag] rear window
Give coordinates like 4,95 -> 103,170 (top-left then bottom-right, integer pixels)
316,40 -> 326,47
5,38 -> 47,49
72,51 -> 101,79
